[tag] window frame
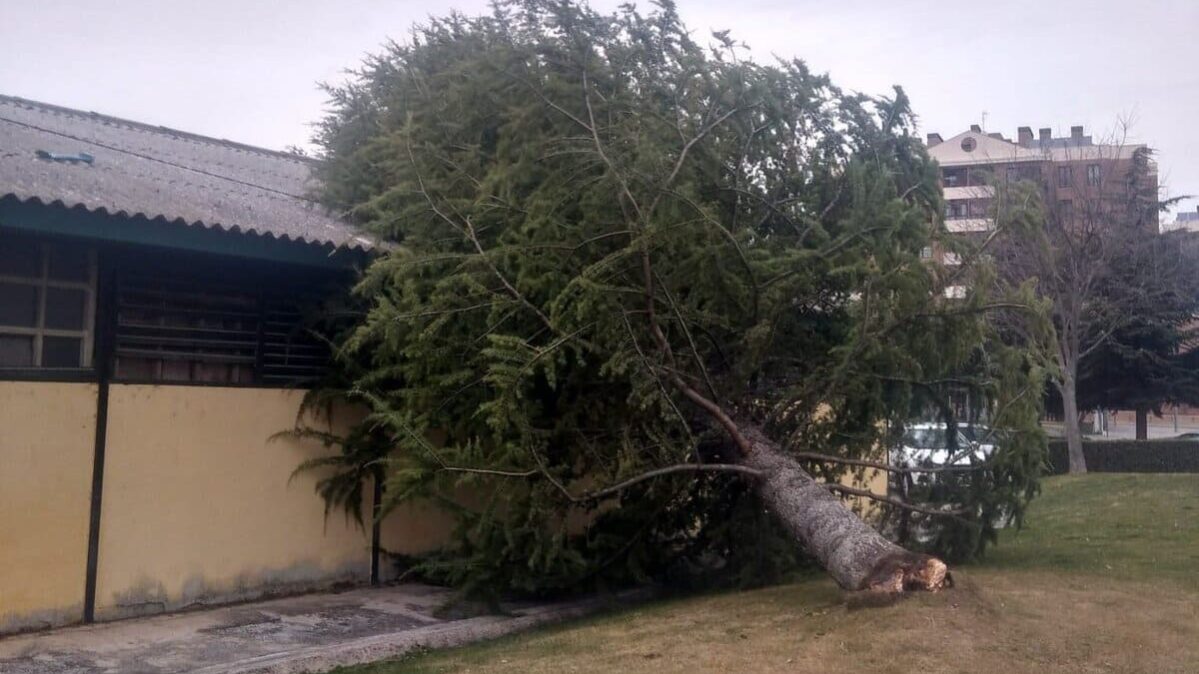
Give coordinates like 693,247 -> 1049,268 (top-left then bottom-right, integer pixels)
1057,165 -> 1073,188
945,200 -> 969,219
104,252 -> 339,388
1058,199 -> 1075,220
0,241 -> 98,373
0,235 -> 344,387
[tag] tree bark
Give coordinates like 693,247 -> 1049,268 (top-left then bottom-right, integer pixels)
1059,375 -> 1088,474
737,423 -> 949,593
1135,407 -> 1148,440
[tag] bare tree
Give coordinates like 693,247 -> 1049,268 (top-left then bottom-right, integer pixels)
993,123 -> 1168,473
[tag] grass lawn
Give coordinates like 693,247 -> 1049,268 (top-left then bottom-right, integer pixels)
337,474 -> 1199,674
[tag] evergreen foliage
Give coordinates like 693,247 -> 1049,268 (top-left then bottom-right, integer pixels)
302,0 -> 1050,597
1076,231 -> 1199,420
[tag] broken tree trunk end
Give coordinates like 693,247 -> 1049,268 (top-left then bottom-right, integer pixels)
737,423 -> 950,594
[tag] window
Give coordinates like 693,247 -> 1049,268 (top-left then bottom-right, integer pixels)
0,238 -> 338,385
920,246 -> 933,260
1086,164 -> 1101,187
1057,165 -> 1073,188
112,269 -> 332,385
0,237 -> 96,369
966,168 -> 992,187
1006,167 -> 1020,183
113,273 -> 260,383
260,299 -> 333,386
942,168 -> 966,187
1058,199 -> 1074,220
945,200 -> 969,219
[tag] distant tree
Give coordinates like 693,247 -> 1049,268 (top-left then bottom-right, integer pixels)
1077,231 -> 1199,438
306,0 -> 1048,597
993,131 -> 1181,470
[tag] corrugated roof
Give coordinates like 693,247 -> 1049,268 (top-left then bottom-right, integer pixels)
0,94 -> 375,251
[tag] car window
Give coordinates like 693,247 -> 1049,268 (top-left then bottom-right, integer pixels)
903,429 -> 948,448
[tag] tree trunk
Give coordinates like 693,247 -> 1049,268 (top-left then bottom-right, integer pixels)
1059,375 -> 1088,474
737,423 -> 949,593
1135,407 -> 1148,440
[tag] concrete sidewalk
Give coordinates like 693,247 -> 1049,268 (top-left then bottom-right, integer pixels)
0,583 -> 648,674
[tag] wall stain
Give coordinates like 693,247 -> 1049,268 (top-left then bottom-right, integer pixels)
0,603 -> 84,636
96,560 -> 370,623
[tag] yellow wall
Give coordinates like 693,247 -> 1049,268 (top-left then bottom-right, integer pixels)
94,385 -> 374,621
378,501 -> 456,563
840,465 -> 890,519
0,378 -> 897,631
0,382 -> 96,633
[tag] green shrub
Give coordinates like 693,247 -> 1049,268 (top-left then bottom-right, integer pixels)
1047,439 -> 1199,473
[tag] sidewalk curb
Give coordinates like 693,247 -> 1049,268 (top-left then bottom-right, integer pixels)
190,588 -> 656,674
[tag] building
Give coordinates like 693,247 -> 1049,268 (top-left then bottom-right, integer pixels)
0,95 -> 452,635
0,93 -> 903,637
919,124 -> 1159,422
1164,205 -> 1199,232
924,124 -> 1157,253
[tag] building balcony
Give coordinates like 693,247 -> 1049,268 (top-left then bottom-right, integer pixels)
943,185 -> 994,201
945,218 -> 993,233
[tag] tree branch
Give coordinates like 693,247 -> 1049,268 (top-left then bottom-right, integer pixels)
824,483 -> 971,519
794,451 -> 990,474
439,462 -> 761,504
584,463 -> 762,502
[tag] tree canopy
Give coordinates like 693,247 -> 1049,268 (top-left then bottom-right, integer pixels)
306,0 -> 1049,596
992,139 -> 1196,465
1075,231 -> 1199,435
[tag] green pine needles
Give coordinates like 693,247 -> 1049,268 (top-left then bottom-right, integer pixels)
299,0 -> 1052,597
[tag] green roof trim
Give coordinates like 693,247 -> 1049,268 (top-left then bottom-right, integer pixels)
0,197 -> 366,269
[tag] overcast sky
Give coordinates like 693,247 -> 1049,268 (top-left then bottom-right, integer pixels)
2,0 -> 1195,217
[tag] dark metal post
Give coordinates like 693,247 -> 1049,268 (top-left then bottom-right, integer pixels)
83,262 -> 116,623
370,469 -> 383,585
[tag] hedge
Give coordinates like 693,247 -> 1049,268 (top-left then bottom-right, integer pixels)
1047,439 -> 1199,474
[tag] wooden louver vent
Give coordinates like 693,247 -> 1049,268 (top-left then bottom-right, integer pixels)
258,300 -> 329,385
113,272 -> 329,385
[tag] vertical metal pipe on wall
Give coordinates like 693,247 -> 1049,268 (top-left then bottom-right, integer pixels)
370,470 -> 383,585
82,260 -> 115,623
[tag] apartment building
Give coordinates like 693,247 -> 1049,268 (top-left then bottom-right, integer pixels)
924,124 -> 1158,255
1165,205 -> 1199,232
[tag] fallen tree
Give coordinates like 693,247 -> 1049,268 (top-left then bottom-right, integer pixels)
304,0 -> 1045,597
740,425 -> 948,591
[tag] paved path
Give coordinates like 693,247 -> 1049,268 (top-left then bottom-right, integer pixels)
1045,418 -> 1199,440
0,584 -> 647,674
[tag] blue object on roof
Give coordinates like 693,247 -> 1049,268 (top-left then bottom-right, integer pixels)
35,150 -> 95,165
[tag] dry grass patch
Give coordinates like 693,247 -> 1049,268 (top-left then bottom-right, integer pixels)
338,475 -> 1199,674
344,572 -> 1199,674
